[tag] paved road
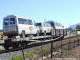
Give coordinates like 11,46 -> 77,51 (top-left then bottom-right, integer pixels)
0,51 -> 22,60
0,48 -> 33,60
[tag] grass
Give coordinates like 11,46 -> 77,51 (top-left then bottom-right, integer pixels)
25,51 -> 34,58
10,46 -> 50,60
11,55 -> 23,60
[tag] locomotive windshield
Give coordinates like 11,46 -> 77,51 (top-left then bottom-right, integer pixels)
18,18 -> 32,25
45,21 -> 55,27
3,18 -> 9,26
10,18 -> 15,24
35,23 -> 42,27
3,17 -> 16,26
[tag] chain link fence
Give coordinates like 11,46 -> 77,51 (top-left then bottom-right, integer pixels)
0,36 -> 80,60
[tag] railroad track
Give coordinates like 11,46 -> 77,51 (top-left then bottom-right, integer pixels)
0,34 -> 80,54
0,35 -> 63,54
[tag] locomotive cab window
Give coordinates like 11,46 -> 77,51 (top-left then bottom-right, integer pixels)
4,22 -> 8,25
44,23 -> 51,27
18,18 -> 32,25
10,18 -> 15,24
27,20 -> 32,25
3,18 -> 9,25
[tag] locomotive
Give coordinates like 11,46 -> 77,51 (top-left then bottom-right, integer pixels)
3,15 -> 66,38
35,21 -> 65,36
3,15 -> 37,38
3,15 -> 66,50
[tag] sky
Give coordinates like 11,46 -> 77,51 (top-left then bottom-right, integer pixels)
0,0 -> 80,29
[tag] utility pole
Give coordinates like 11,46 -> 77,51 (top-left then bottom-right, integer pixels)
21,31 -> 25,60
21,45 -> 25,60
41,44 -> 43,60
51,42 -> 53,59
50,21 -> 55,59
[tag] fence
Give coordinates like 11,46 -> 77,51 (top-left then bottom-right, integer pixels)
0,35 -> 80,60
1,31 -> 80,60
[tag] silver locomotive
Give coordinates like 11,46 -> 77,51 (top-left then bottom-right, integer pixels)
3,15 -> 37,38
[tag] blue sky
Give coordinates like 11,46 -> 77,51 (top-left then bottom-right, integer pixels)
0,0 -> 80,29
